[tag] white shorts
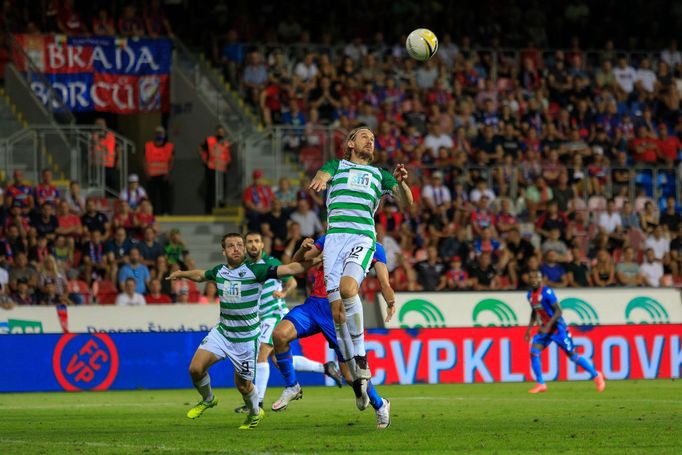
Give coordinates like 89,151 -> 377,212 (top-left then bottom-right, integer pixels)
323,233 -> 375,301
198,326 -> 258,381
258,310 -> 287,346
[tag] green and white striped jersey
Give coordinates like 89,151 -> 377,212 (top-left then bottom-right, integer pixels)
321,159 -> 397,241
253,253 -> 289,319
204,261 -> 272,343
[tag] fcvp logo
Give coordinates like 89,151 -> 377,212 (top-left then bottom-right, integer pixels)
52,334 -> 119,391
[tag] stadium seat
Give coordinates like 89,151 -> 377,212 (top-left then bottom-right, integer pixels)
93,280 -> 118,305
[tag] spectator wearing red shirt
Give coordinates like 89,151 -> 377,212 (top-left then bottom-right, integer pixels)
34,169 -> 60,208
118,4 -> 145,37
92,8 -> 115,35
444,256 -> 472,290
657,124 -> 681,165
56,200 -> 83,240
495,198 -> 519,238
6,170 -> 34,213
629,125 -> 661,164
57,0 -> 88,35
113,200 -> 136,236
145,278 -> 172,304
470,196 -> 496,237
143,0 -> 173,37
134,200 -> 158,238
375,122 -> 400,161
260,73 -> 284,126
243,169 -> 275,231
4,205 -> 30,239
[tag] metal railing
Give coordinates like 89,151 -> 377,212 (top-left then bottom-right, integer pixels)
1,126 -> 135,197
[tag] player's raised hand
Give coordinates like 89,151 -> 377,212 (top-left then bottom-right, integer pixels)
393,164 -> 408,183
301,238 -> 315,250
309,175 -> 327,192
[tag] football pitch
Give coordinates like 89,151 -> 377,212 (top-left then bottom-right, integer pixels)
1,380 -> 680,454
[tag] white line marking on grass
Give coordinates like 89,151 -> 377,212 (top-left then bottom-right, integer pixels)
0,402 -> 180,410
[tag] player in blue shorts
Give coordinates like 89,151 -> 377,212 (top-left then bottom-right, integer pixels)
525,270 -> 606,394
270,235 -> 396,429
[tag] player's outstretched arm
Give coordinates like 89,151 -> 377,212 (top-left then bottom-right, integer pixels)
276,238 -> 318,277
392,164 -> 414,209
374,262 -> 396,323
274,277 -> 298,299
166,269 -> 207,283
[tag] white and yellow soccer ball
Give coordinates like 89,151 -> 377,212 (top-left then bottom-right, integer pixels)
405,28 -> 439,61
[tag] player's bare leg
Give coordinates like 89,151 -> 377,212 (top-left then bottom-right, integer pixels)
186,349 -> 221,418
235,373 -> 264,429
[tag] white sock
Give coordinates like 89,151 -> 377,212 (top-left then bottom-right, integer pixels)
193,373 -> 213,402
242,387 -> 260,416
334,320 -> 357,376
255,362 -> 269,403
344,295 -> 366,357
293,355 -> 324,373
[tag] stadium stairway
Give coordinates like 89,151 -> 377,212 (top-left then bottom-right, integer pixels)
158,215 -> 240,270
0,87 -> 42,183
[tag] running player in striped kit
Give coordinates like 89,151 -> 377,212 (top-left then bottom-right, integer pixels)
309,126 -> 413,407
167,233 -> 317,429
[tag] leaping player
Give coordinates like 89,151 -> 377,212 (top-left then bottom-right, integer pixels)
271,235 -> 396,428
233,231 -> 343,413
308,126 -> 413,406
525,270 -> 606,394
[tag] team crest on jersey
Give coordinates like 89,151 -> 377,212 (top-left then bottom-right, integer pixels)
348,169 -> 371,190
239,271 -> 246,277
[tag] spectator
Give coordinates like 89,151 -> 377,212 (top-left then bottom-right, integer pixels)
657,124 -> 682,167
56,199 -> 83,239
525,176 -> 553,216
34,169 -> 59,208
243,169 -> 275,232
541,228 -> 570,262
8,251 -> 37,292
645,225 -> 670,261
294,53 -> 318,82
274,177 -> 298,214
145,278 -> 172,304
442,256 -> 472,290
659,196 -> 682,233
92,7 -> 116,35
64,181 -> 86,215
616,247 -> 644,286
661,40 -> 682,67
198,125 -> 232,214
175,285 -> 190,304
144,0 -> 173,37
414,246 -> 445,291
540,250 -> 568,287
138,227 -> 164,268
81,198 -> 110,237
198,281 -> 219,304
469,252 -> 499,290
470,179 -> 496,205
37,255 -> 66,296
289,199 -> 323,238
613,56 -> 636,98
309,77 -> 340,124
470,196 -> 496,237
57,0 -> 88,35
424,123 -> 454,154
115,277 -> 146,306
620,201 -> 641,232
38,278 -> 72,306
31,203 -> 58,241
598,199 -> 624,246
164,229 -> 187,268
81,230 -> 107,283
113,200 -> 135,235
421,171 -> 451,214
10,277 -> 36,306
566,245 -> 591,287
535,201 -> 567,240
641,248 -> 664,287
629,126 -> 660,165
119,174 -> 148,211
221,29 -> 244,86
117,247 -> 150,294
591,249 -> 616,287
242,52 -> 268,91
118,4 -> 145,37
640,201 -> 659,234
105,227 -> 135,278
6,170 -> 33,213
134,200 -> 158,236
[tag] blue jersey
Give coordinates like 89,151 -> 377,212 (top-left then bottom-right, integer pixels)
526,286 -> 566,331
314,235 -> 386,265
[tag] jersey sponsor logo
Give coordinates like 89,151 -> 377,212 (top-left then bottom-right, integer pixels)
52,333 -> 119,391
398,299 -> 446,328
559,297 -> 600,325
625,297 -> 670,324
348,169 -> 372,191
472,299 -> 519,327
224,281 -> 242,303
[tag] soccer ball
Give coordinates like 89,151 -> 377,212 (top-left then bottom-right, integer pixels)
405,28 -> 439,61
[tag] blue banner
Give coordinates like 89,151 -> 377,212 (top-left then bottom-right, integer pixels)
0,333 -> 326,393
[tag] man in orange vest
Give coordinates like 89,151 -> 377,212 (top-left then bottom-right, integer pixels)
144,126 -> 174,214
199,125 -> 231,213
91,117 -> 118,191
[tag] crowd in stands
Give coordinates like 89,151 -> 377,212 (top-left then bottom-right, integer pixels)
0,169 -> 220,308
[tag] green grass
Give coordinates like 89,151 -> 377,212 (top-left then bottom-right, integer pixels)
1,380 -> 680,454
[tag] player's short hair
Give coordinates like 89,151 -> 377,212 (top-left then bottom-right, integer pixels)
343,126 -> 374,159
221,233 -> 244,248
244,231 -> 262,241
